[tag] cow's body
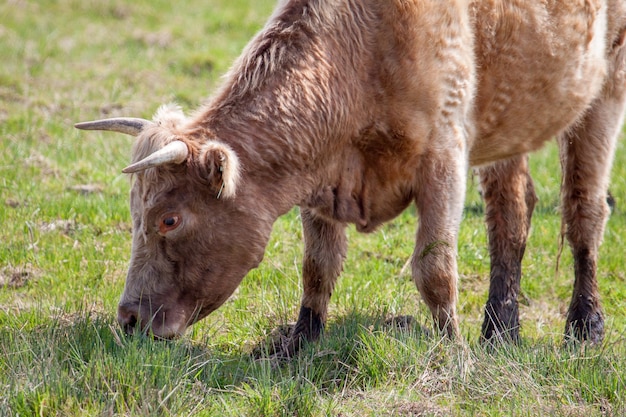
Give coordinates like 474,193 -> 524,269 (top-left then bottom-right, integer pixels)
77,0 -> 626,350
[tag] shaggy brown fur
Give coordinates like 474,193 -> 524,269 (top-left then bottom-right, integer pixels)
78,0 -> 626,351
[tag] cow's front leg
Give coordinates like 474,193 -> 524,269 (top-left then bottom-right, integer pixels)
276,208 -> 347,358
412,147 -> 467,338
478,155 -> 537,343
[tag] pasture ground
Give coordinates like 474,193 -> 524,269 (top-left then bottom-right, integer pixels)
1,1 -> 626,415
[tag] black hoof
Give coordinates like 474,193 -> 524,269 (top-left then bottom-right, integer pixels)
481,302 -> 520,344
254,306 -> 324,361
565,310 -> 604,344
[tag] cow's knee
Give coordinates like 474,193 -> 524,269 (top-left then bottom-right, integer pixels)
412,240 -> 460,338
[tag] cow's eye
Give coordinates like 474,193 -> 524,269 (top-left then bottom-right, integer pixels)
159,214 -> 181,234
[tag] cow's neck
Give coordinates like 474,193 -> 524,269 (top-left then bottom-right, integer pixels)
196,101 -> 330,218
189,1 -> 378,221
193,93 -> 350,215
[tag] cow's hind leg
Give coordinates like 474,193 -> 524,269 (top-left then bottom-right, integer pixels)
478,155 -> 537,344
559,75 -> 626,343
276,208 -> 347,358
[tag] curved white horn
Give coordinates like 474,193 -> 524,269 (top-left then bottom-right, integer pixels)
74,118 -> 153,136
122,141 -> 189,173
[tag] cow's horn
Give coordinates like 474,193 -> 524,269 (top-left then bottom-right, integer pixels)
74,118 -> 153,136
122,140 -> 189,173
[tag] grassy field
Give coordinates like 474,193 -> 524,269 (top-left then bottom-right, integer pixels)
2,1 -> 626,415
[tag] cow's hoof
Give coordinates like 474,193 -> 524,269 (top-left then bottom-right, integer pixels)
252,326 -> 309,362
269,338 -> 300,362
564,310 -> 604,345
251,323 -> 294,359
481,324 -> 520,346
480,302 -> 520,345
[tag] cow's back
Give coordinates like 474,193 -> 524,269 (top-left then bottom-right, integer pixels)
469,0 -> 625,166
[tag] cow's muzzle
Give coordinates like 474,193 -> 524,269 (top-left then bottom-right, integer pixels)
117,301 -> 186,339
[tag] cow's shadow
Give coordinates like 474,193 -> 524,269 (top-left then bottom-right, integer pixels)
249,313 -> 433,361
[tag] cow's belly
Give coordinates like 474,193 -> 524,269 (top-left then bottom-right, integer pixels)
468,0 -> 608,166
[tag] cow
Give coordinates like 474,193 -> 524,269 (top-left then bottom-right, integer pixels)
76,0 -> 626,356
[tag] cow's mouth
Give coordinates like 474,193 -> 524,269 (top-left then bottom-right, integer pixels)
117,301 -> 191,339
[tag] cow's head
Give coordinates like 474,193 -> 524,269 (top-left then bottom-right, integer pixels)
76,105 -> 273,338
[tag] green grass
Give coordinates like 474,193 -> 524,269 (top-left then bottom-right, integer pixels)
2,0 -> 626,415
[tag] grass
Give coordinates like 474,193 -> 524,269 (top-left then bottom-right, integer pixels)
1,0 -> 626,415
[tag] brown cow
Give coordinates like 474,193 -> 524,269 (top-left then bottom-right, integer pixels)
76,0 -> 626,354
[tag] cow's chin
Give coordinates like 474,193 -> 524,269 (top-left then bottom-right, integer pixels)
145,314 -> 188,340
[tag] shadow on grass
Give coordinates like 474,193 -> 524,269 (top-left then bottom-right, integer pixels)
250,313 -> 433,359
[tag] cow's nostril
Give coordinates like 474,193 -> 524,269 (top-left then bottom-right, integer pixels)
118,304 -> 139,334
125,314 -> 137,332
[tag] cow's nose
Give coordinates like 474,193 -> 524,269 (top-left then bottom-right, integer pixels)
117,303 -> 139,334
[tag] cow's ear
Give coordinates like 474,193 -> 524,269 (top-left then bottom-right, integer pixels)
197,142 -> 241,198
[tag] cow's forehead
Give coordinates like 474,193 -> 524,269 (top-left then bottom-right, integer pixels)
131,129 -> 180,165
135,170 -> 187,208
